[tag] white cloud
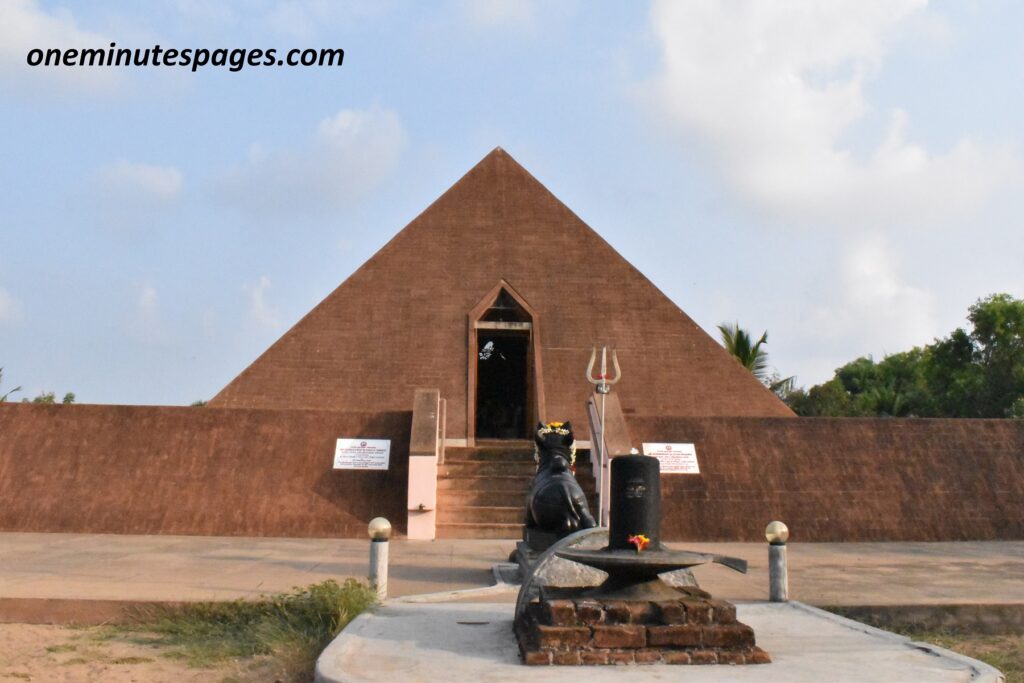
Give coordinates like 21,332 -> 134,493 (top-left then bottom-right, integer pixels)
245,276 -> 280,329
95,160 -> 183,202
808,234 -> 936,357
138,285 -> 158,316
647,0 -> 1022,228
0,288 -> 23,325
263,0 -> 329,39
459,0 -> 536,30
126,284 -> 166,343
173,0 -> 388,38
216,106 -> 405,218
89,160 -> 183,232
0,0 -> 120,94
200,307 -> 219,341
173,0 -> 235,26
261,1 -> 390,39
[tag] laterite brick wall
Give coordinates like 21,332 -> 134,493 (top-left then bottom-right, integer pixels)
629,417 -> 1024,542
0,403 -> 411,537
2,406 -> 1020,541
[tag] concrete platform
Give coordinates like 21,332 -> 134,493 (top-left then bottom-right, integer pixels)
314,601 -> 1005,683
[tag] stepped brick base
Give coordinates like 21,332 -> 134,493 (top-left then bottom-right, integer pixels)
515,592 -> 770,666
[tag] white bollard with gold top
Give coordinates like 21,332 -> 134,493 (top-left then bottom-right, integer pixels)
367,517 -> 391,600
765,520 -> 789,602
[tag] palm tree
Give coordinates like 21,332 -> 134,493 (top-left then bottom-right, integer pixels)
717,323 -> 771,381
0,367 -> 21,402
718,323 -> 796,398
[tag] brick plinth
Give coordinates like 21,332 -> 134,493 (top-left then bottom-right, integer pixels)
515,593 -> 770,666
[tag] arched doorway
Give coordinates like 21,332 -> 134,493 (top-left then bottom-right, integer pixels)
467,281 -> 545,443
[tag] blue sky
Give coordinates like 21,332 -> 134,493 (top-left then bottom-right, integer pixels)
1,0 -> 1022,405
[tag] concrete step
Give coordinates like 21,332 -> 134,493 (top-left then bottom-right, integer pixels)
437,489 -> 598,511
435,442 -> 600,537
440,473 -> 598,493
437,475 -> 532,492
440,461 -> 536,477
441,461 -> 594,477
472,439 -> 534,450
443,445 -> 594,465
437,490 -> 528,507
436,505 -> 524,525
437,476 -> 599,502
444,447 -> 535,462
435,522 -> 521,539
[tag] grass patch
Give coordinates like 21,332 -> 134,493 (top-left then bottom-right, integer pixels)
110,656 -> 154,665
827,609 -> 1022,683
60,657 -> 94,666
123,579 -> 376,682
44,644 -> 77,653
914,633 -> 1023,682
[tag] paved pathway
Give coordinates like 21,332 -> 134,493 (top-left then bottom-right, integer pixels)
1,533 -> 1021,619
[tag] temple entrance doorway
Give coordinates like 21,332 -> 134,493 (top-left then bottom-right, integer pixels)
475,331 -> 529,439
467,282 -> 545,444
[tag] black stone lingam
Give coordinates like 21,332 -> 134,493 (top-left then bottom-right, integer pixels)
556,455 -> 746,600
608,454 -> 661,551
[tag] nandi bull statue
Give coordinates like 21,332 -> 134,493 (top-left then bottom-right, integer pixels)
522,421 -> 597,552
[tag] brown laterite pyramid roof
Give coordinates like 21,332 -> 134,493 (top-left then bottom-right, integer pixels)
211,148 -> 793,435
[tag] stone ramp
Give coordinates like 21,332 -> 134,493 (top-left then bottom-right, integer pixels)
315,601 -> 1005,682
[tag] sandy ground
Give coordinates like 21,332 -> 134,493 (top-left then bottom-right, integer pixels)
0,624 -> 283,683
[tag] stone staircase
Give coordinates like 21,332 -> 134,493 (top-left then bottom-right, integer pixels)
435,441 -> 599,539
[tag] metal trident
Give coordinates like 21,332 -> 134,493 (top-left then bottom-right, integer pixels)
586,346 -> 621,394
586,346 -> 621,527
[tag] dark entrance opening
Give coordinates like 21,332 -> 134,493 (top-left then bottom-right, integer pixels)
475,331 -> 530,440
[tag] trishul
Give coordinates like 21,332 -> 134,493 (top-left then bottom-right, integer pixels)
586,346 -> 621,527
586,346 -> 621,394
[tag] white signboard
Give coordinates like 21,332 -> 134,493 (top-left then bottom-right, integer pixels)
641,442 -> 700,474
333,439 -> 391,470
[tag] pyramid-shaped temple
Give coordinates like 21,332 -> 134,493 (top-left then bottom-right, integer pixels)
211,148 -> 791,441
3,148 -> 1020,543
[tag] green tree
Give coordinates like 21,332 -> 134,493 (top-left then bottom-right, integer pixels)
789,293 -> 1024,418
965,293 -> 1024,416
24,391 -> 76,404
922,329 -> 982,417
0,367 -> 21,402
1012,397 -> 1024,419
786,378 -> 858,416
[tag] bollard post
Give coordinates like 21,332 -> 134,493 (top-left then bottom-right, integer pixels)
367,517 -> 391,600
765,521 -> 789,602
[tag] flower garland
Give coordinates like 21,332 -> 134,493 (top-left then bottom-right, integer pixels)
534,420 -> 577,467
627,534 -> 651,552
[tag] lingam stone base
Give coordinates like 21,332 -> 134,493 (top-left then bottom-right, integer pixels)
515,588 -> 771,666
514,455 -> 767,666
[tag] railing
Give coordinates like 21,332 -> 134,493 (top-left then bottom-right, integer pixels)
585,391 -> 633,527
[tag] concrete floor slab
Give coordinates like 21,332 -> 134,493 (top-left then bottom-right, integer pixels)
314,601 -> 1005,683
